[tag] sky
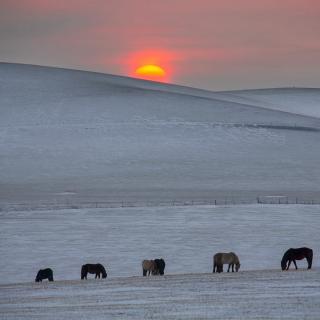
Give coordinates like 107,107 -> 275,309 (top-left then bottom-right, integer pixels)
0,0 -> 320,90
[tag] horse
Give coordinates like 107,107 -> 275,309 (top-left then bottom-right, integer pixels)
81,263 -> 107,279
213,252 -> 240,273
142,260 -> 157,276
154,258 -> 166,276
281,247 -> 313,270
35,268 -> 54,282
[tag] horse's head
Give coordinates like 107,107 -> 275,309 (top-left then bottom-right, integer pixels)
281,258 -> 287,270
235,263 -> 241,272
99,264 -> 107,278
35,271 -> 41,282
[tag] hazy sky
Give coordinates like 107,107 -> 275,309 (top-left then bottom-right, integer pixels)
1,0 -> 319,90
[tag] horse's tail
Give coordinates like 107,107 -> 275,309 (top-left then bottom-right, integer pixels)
99,264 -> 107,278
307,249 -> 313,269
81,265 -> 87,280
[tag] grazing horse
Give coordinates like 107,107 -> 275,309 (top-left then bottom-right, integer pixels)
154,258 -> 166,276
35,268 -> 54,282
281,247 -> 313,270
213,252 -> 240,273
142,260 -> 157,276
81,263 -> 107,279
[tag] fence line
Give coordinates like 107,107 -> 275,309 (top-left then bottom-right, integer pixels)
0,196 -> 320,212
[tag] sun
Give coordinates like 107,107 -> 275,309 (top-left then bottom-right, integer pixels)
135,64 -> 166,81
126,50 -> 174,82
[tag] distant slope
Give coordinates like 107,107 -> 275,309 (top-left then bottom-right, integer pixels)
1,63 -> 320,205
215,88 -> 320,118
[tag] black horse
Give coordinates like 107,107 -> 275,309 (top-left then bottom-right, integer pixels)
81,263 -> 107,279
153,258 -> 166,275
35,268 -> 54,282
281,247 -> 313,270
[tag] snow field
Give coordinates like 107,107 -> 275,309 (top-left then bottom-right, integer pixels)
0,204 -> 319,284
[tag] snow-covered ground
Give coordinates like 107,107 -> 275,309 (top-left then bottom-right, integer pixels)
1,63 -> 320,318
1,269 -> 319,319
1,204 -> 319,284
1,63 -> 320,207
1,204 -> 319,319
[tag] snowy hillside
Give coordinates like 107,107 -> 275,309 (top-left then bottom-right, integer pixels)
1,63 -> 320,207
216,88 -> 320,118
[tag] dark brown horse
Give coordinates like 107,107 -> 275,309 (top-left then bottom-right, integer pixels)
154,259 -> 166,276
281,247 -> 313,270
81,263 -> 107,279
35,268 -> 54,282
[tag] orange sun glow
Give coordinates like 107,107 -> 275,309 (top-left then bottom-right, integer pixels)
126,50 -> 174,83
135,64 -> 166,81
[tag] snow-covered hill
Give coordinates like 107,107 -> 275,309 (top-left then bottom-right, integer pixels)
1,63 -> 320,206
216,88 -> 320,118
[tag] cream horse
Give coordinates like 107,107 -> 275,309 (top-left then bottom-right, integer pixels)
142,260 -> 157,276
213,252 -> 240,273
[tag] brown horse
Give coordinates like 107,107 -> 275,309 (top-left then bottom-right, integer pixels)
213,252 -> 240,273
142,260 -> 157,276
281,247 -> 313,270
81,263 -> 107,279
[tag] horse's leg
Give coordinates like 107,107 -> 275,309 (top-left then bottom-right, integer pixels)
232,264 -> 234,272
143,269 -> 147,276
293,260 -> 298,269
213,263 -> 216,273
286,260 -> 291,270
227,264 -> 230,272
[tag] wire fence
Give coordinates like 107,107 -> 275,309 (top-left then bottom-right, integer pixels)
1,195 -> 320,212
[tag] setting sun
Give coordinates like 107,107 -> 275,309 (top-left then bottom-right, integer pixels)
126,50 -> 174,83
135,64 -> 166,81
